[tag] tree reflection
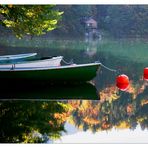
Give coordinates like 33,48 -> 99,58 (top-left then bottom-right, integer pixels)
68,83 -> 148,133
0,101 -> 70,143
0,82 -> 147,143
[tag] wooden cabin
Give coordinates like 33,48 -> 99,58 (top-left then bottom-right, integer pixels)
85,18 -> 97,29
84,18 -> 101,41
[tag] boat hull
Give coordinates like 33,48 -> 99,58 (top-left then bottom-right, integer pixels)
0,63 -> 101,82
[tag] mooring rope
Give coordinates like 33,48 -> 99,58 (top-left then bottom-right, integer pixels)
62,58 -> 117,73
95,60 -> 117,73
62,59 -> 73,65
100,63 -> 117,72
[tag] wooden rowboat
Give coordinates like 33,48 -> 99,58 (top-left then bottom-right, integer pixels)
0,56 -> 63,69
0,62 -> 101,82
0,53 -> 37,61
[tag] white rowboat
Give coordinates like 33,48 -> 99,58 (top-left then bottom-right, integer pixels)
0,56 -> 63,69
0,53 -> 37,61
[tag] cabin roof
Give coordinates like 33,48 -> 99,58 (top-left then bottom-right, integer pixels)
85,18 -> 97,24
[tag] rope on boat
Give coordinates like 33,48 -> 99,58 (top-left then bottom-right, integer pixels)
100,63 -> 117,72
95,60 -> 117,73
62,58 -> 117,73
62,59 -> 73,65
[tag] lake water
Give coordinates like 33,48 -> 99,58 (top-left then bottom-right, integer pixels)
0,38 -> 148,143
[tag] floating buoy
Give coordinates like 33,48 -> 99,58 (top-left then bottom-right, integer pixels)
116,74 -> 129,91
144,67 -> 148,81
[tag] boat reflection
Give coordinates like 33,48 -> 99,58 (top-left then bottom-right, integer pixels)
0,82 -> 99,100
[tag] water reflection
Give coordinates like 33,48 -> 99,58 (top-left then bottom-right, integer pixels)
0,83 -> 147,143
85,40 -> 97,57
0,83 -> 99,143
0,100 -> 68,143
0,83 -> 99,100
66,86 -> 148,133
0,38 -> 148,143
53,124 -> 148,143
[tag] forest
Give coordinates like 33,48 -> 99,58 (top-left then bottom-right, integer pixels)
54,5 -> 148,38
0,5 -> 148,39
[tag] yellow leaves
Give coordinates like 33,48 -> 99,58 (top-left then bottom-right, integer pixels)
83,117 -> 100,125
68,100 -> 81,109
109,93 -> 120,103
137,116 -> 147,124
81,100 -> 92,108
8,5 -> 13,8
0,9 -> 8,14
58,11 -> 64,15
3,20 -> 14,27
57,102 -> 71,111
42,20 -> 57,31
26,12 -> 34,17
50,20 -> 57,25
100,85 -> 120,102
0,5 -> 62,38
25,8 -> 39,18
41,102 -> 48,109
44,20 -> 57,27
137,117 -> 144,123
15,33 -> 24,39
100,80 -> 147,103
141,99 -> 148,106
47,27 -> 55,31
52,103 -> 72,124
0,9 -> 5,14
22,130 -> 41,143
54,113 -> 68,124
115,121 -> 130,129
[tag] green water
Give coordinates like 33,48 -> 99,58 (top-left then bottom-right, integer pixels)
0,38 -> 147,143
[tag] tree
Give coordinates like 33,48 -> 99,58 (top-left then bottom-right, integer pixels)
0,101 -> 69,143
53,5 -> 95,37
0,5 -> 63,38
104,5 -> 148,37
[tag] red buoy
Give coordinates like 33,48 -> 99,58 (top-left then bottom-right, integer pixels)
144,67 -> 148,81
116,74 -> 129,91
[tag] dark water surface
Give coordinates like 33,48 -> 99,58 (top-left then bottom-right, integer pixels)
0,39 -> 147,143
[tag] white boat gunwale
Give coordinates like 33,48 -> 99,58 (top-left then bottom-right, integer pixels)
0,53 -> 37,58
0,53 -> 37,60
0,56 -> 63,65
0,62 -> 101,72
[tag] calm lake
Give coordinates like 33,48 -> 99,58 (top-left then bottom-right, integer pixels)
0,38 -> 148,143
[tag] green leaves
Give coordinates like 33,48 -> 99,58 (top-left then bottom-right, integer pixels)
0,101 -> 68,143
0,5 -> 63,38
105,5 -> 148,37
